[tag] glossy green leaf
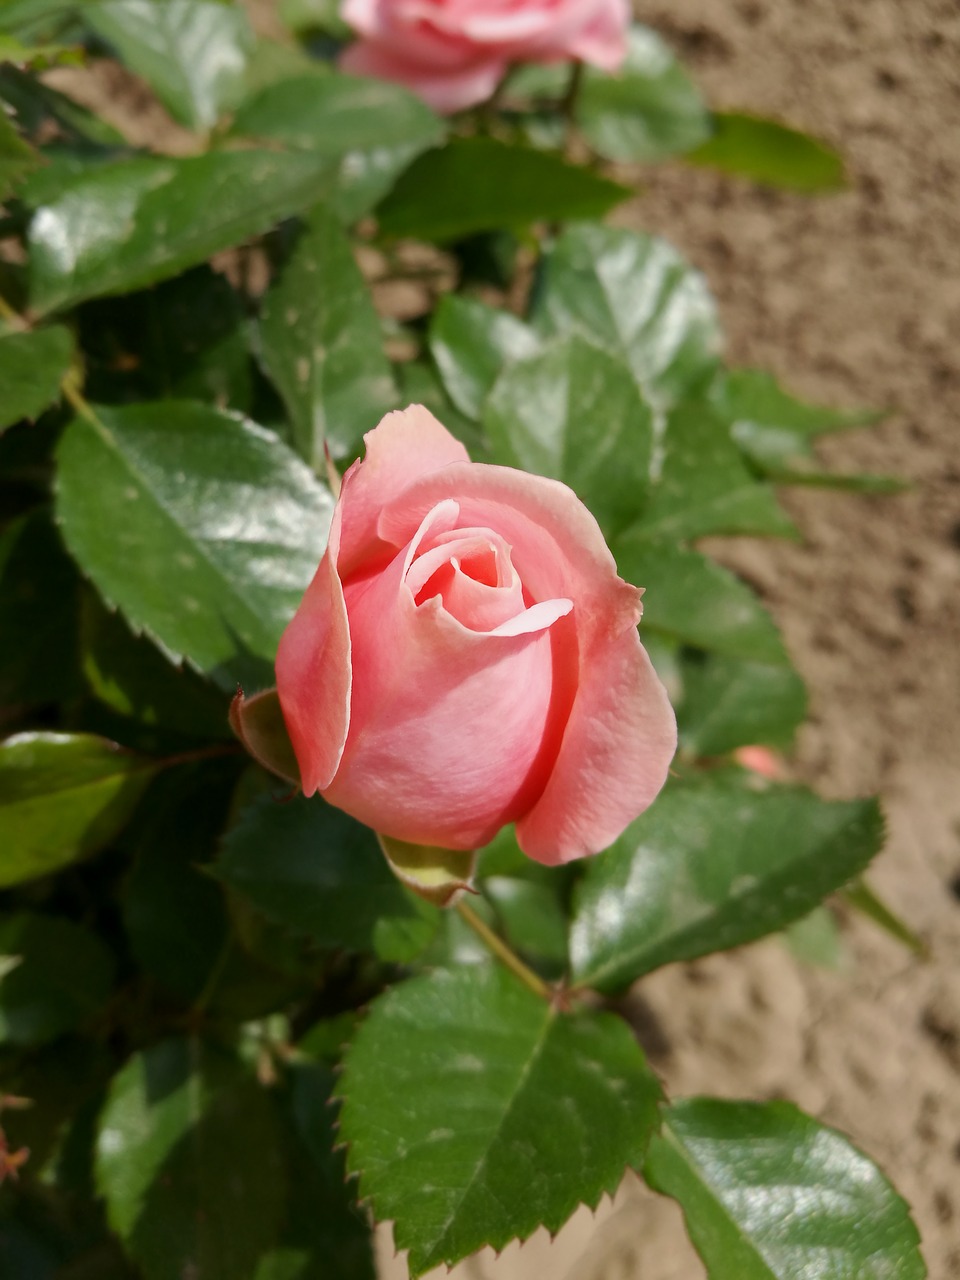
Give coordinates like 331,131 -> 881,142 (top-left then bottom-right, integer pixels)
0,103 -> 39,199
615,539 -> 787,663
428,293 -> 540,421
625,400 -> 797,542
708,367 -> 894,489
0,509 -> 81,706
231,73 -> 444,223
577,26 -> 711,163
96,1038 -> 287,1280
259,207 -> 397,466
337,965 -> 662,1277
645,1099 -> 925,1279
376,137 -> 629,243
56,400 -> 334,684
677,650 -> 807,757
0,324 -> 71,431
0,912 -> 115,1045
28,149 -> 343,313
0,732 -> 158,888
218,792 -> 438,962
687,112 -> 846,191
532,224 -> 722,407
485,335 -> 654,536
570,775 -> 885,992
84,0 -> 255,130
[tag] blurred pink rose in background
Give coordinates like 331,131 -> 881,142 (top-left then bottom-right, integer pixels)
276,405 -> 676,865
339,0 -> 630,113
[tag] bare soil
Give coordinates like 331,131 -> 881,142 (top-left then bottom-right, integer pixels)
382,0 -> 960,1275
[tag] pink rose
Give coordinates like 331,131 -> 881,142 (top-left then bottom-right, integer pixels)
276,405 -> 676,865
339,0 -> 630,114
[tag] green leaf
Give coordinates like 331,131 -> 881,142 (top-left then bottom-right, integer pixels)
0,509 -> 82,706
376,137 -> 629,243
0,325 -> 71,431
336,965 -> 662,1277
96,1038 -> 287,1280
614,539 -> 787,663
708,367 -> 895,489
84,0 -> 255,130
80,592 -> 232,740
28,149 -> 343,313
677,650 -> 807,758
532,224 -> 721,408
686,111 -> 846,191
231,73 -> 444,223
483,877 -> 569,971
570,775 -> 885,992
0,732 -> 158,888
428,293 -> 540,421
577,26 -> 711,163
55,400 -> 334,685
218,792 -> 438,962
625,400 -> 798,542
0,103 -> 39,199
645,1099 -> 925,1279
259,207 -> 398,467
485,335 -> 654,536
0,912 -> 115,1045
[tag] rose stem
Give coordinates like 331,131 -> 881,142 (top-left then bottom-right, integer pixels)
455,897 -> 553,1001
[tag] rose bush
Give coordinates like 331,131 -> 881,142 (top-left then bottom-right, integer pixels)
339,0 -> 629,112
276,405 -> 676,863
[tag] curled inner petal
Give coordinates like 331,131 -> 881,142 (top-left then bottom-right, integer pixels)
405,525 -> 526,632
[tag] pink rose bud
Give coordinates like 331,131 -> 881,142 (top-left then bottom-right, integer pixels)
339,0 -> 630,114
276,406 -> 676,865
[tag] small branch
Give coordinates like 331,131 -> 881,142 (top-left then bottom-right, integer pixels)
456,898 -> 552,1001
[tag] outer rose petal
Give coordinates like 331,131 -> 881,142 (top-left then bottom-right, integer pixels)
340,42 -> 506,113
275,502 -> 351,795
380,461 -> 676,861
337,405 -> 469,577
516,625 -> 677,864
325,502 -> 571,848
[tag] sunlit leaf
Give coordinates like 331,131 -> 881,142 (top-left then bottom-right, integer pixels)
645,1099 -> 925,1279
337,965 -> 662,1277
570,774 -> 885,992
0,732 -> 158,888
686,112 -> 846,191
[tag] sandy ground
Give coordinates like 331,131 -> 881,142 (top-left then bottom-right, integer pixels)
381,0 -> 960,1275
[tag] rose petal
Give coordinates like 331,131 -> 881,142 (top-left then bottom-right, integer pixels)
324,502 -> 569,848
336,405 -> 469,578
516,625 -> 677,864
340,42 -> 506,113
379,461 -> 642,630
275,501 -> 352,795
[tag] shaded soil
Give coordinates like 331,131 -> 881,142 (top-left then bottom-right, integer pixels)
383,0 -> 960,1275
